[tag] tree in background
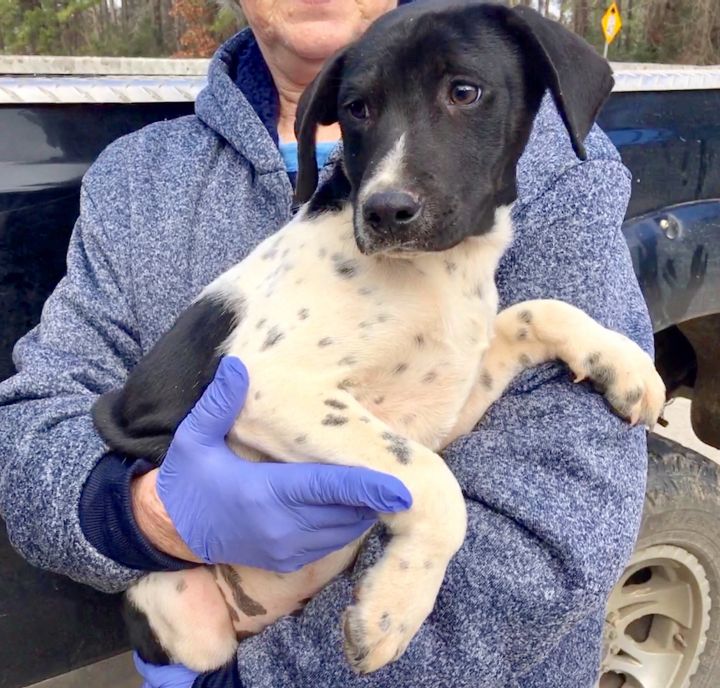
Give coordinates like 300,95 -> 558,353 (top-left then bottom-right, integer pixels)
0,0 -> 243,56
0,0 -> 717,63
171,0 -> 218,57
510,0 -> 720,64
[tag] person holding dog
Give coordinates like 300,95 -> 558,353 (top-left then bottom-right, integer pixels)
0,1 -> 653,687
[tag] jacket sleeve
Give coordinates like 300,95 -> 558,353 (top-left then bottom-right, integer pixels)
0,145 -> 186,593
221,150 -> 651,687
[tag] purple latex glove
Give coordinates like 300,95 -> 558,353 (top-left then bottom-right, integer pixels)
156,356 -> 412,571
134,652 -> 198,688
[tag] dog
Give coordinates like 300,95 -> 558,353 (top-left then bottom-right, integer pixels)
92,0 -> 665,675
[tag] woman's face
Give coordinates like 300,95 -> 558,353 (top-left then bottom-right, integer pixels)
240,0 -> 399,62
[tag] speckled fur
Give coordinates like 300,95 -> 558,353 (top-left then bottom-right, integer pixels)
125,194 -> 662,673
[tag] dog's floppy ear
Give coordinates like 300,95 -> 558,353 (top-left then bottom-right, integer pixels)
294,49 -> 346,205
508,5 -> 614,160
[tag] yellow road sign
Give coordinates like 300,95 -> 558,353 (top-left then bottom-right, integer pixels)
602,2 -> 622,45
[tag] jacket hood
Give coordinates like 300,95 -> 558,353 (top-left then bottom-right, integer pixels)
195,30 -> 286,176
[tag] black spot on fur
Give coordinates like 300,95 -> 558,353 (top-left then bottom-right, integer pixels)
589,363 -> 617,393
444,260 -> 457,274
519,353 -> 532,367
176,579 -> 187,593
122,596 -> 171,666
338,356 -> 357,366
335,260 -> 359,280
516,327 -> 528,341
625,387 -> 643,405
324,399 -> 348,410
225,600 -> 240,623
415,334 -> 425,347
298,308 -> 310,320
322,414 -> 349,426
295,434 -> 307,444
393,363 -> 408,375
318,337 -> 334,347
399,560 -> 410,570
382,431 -> 411,464
480,370 -> 493,389
254,391 -> 262,401
218,565 -> 267,617
422,371 -> 437,384
261,326 -> 284,351
256,318 -> 266,329
305,165 -> 352,219
518,309 -> 533,324
423,560 -> 433,570
379,612 -> 391,632
373,395 -> 385,405
586,352 -> 601,367
92,296 -> 241,462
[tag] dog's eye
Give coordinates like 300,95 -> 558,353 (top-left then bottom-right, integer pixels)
449,82 -> 482,106
347,100 -> 369,120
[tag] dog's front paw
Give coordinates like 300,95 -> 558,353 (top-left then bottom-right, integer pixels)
342,592 -> 415,673
341,558 -> 442,674
571,333 -> 666,427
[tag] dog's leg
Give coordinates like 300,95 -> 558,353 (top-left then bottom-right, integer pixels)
231,393 -> 467,674
447,298 -> 665,442
126,568 -> 239,672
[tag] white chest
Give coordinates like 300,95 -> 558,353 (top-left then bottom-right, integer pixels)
208,205 -> 512,451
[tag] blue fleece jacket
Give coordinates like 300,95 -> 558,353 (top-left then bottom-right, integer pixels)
0,29 -> 651,688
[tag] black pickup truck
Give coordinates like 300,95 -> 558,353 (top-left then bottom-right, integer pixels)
1,58 -> 719,688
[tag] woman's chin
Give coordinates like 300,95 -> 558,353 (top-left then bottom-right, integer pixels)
281,21 -> 364,61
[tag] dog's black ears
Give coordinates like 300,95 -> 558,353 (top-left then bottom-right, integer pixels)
294,49 -> 346,205
508,5 -> 614,160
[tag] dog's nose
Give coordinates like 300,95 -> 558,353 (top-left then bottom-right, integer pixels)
363,192 -> 422,233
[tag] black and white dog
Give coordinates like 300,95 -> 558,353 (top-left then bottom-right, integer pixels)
93,0 -> 665,675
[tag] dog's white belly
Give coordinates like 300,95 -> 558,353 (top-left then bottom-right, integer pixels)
138,202 -> 666,670
178,206 -> 507,642
212,206 -> 502,451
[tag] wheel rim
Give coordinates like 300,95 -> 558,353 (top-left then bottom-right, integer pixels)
598,545 -> 711,688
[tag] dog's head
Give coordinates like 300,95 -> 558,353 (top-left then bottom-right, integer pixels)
295,0 -> 613,255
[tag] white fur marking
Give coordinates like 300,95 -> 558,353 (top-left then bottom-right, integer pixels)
359,134 -> 407,204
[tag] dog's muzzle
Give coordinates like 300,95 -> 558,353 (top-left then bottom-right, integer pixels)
357,190 -> 423,253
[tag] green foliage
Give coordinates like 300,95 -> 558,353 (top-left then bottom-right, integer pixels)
0,0 -> 245,56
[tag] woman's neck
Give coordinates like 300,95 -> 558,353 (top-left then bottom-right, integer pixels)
255,36 -> 341,144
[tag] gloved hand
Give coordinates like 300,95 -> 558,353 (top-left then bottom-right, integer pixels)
133,652 -> 198,688
156,356 -> 412,571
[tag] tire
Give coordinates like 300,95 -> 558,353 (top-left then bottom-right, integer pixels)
599,434 -> 720,688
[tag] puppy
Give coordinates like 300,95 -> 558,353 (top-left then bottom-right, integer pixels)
93,1 -> 665,675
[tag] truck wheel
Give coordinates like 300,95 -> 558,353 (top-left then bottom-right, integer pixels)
598,434 -> 720,688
